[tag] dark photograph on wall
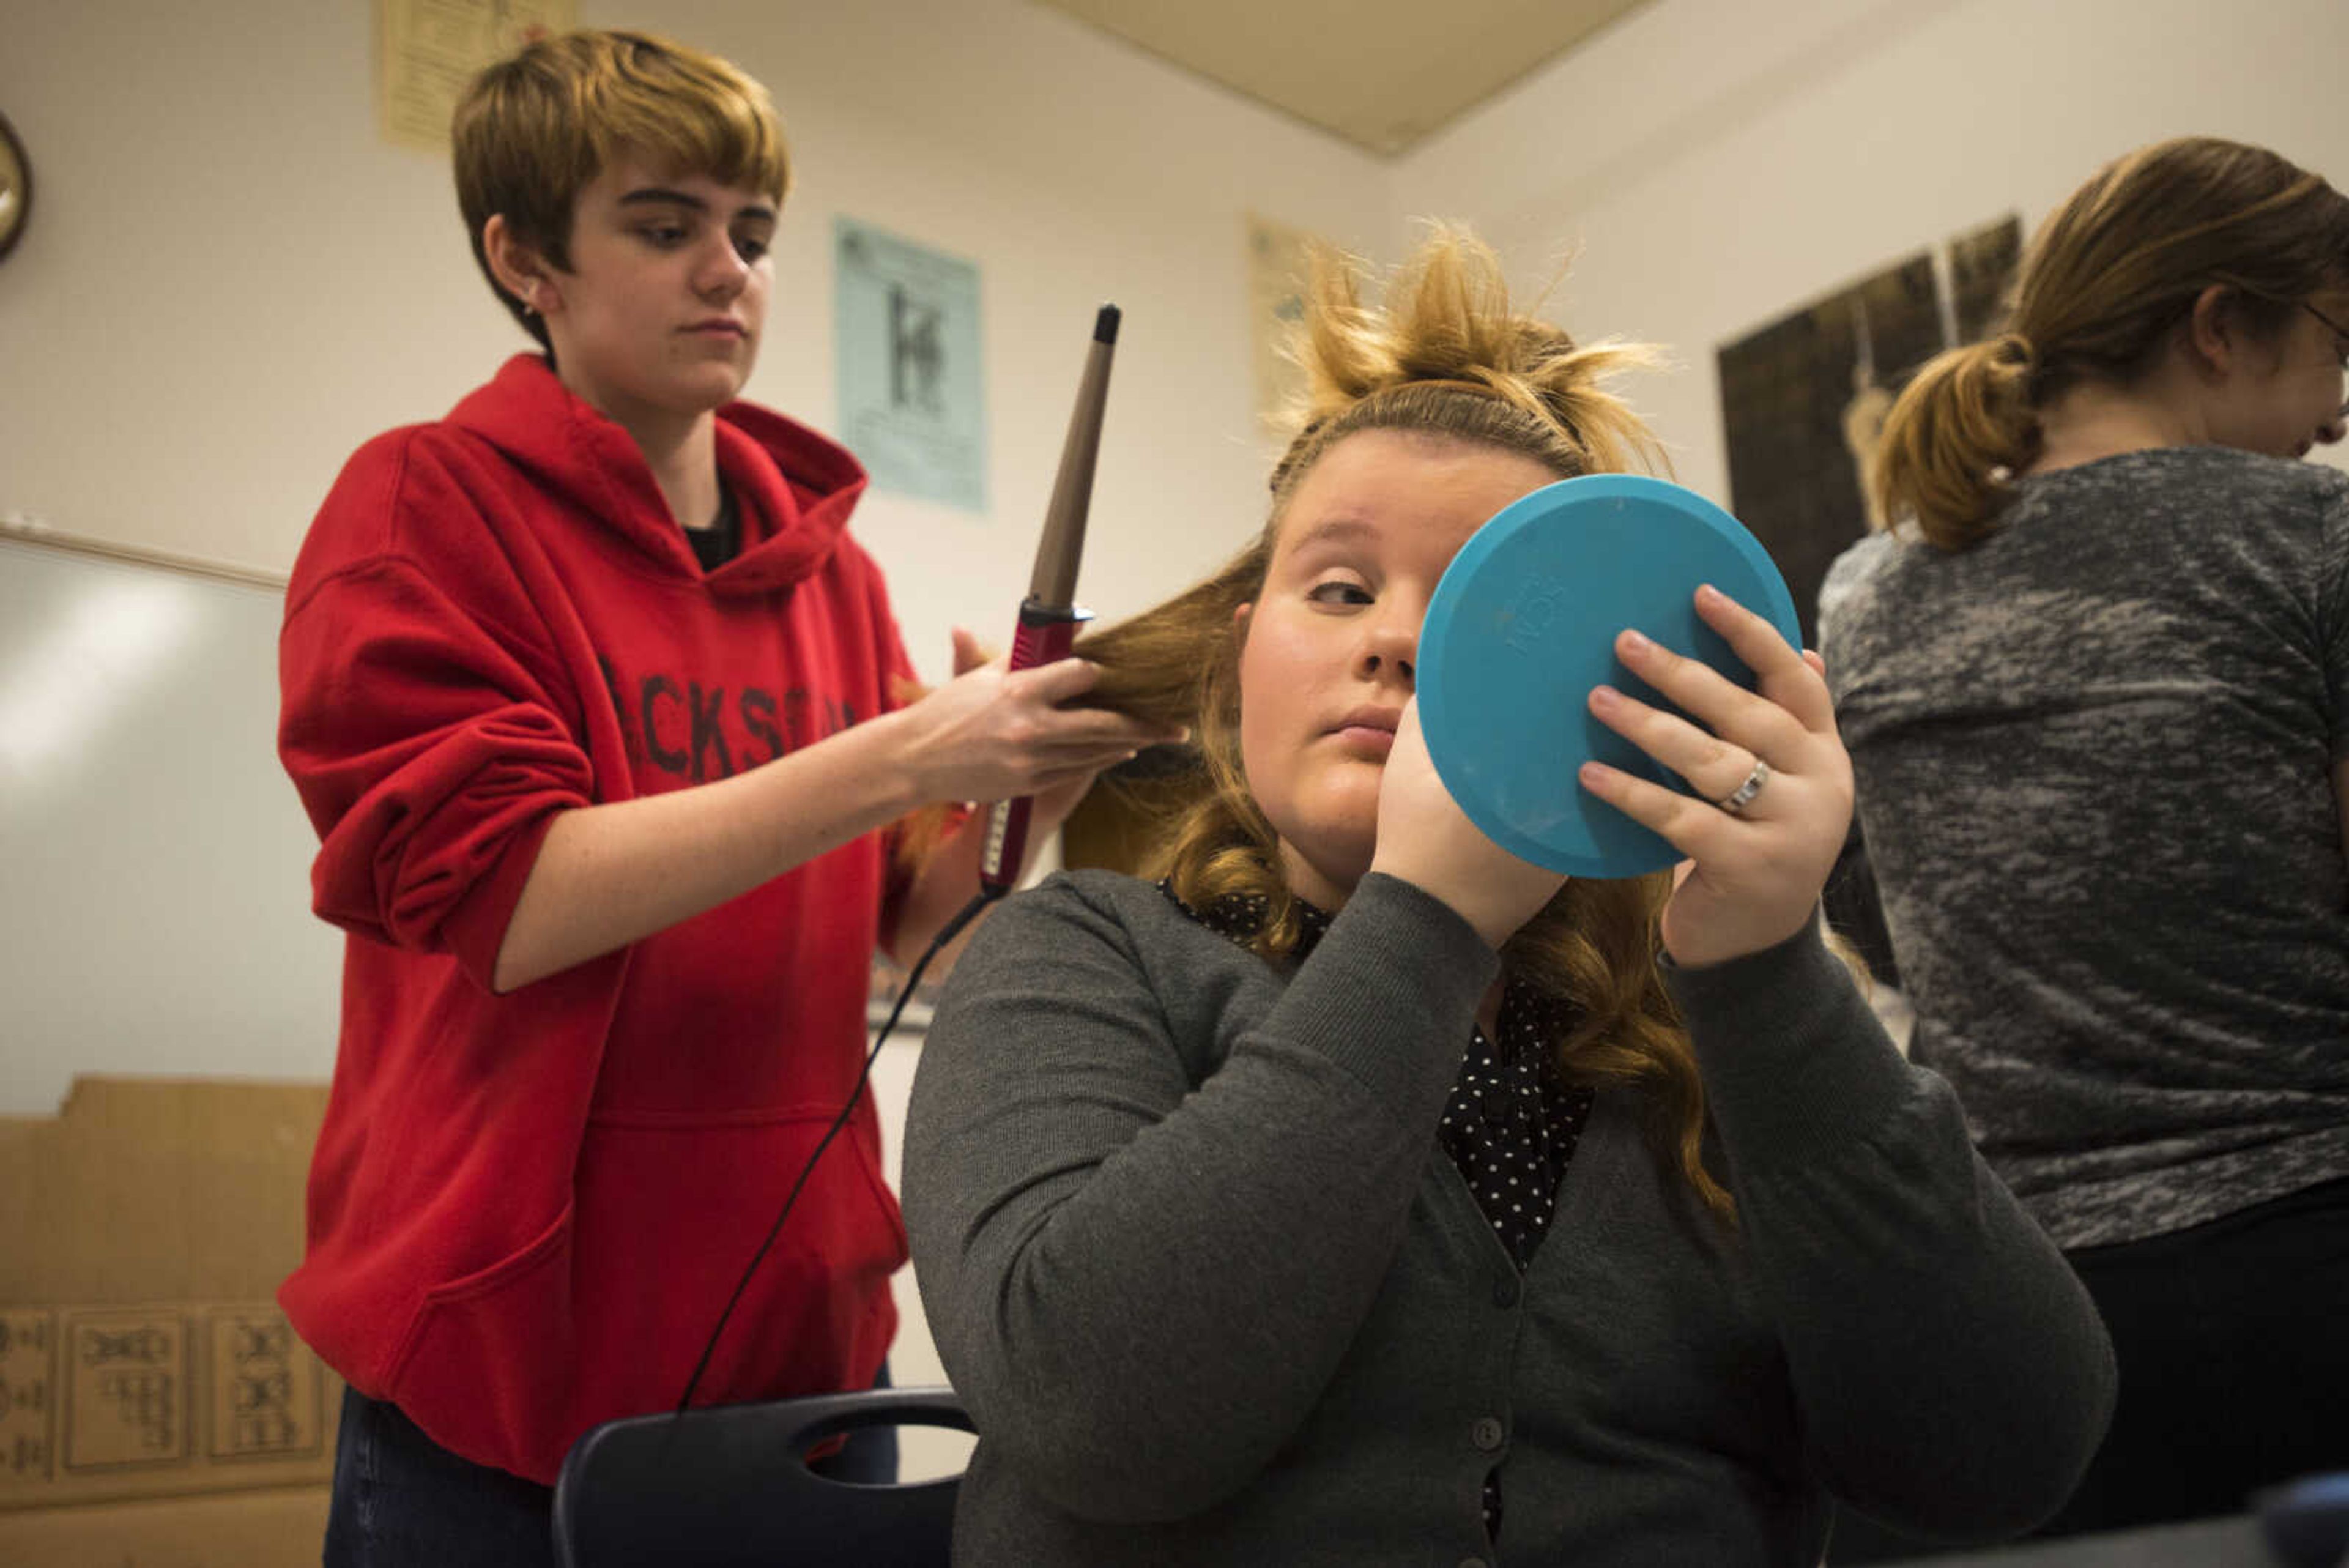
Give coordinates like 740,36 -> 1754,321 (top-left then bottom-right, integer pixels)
1716,214 -> 2022,647
1716,215 -> 2021,999
1949,214 -> 2025,343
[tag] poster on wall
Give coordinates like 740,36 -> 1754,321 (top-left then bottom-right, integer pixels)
1717,215 -> 2022,644
376,0 -> 576,152
834,217 -> 988,512
1247,212 -> 1328,436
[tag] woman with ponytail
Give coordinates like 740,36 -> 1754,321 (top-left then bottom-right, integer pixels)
1822,136 -> 2349,1536
903,227 -> 2112,1566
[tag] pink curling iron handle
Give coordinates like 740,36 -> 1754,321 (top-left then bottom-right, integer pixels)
979,599 -> 1088,896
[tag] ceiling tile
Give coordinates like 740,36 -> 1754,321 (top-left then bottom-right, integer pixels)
1032,0 -> 1653,157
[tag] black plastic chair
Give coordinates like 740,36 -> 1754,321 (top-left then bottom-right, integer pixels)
550,1385 -> 976,1567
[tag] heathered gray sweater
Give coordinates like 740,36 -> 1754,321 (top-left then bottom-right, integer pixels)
902,871 -> 2114,1567
1821,449 -> 2349,1249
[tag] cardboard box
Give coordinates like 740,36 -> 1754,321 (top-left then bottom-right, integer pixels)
0,1078 -> 337,1562
0,1484 -> 331,1568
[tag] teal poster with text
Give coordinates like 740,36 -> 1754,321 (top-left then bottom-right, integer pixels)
834,217 -> 987,511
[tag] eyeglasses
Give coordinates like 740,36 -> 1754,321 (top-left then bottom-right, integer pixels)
2304,301 -> 2349,372
2310,304 -> 2349,424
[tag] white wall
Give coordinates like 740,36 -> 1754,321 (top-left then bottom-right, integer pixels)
12,0 -> 2340,681
1390,0 -> 2349,500
0,0 -> 1391,669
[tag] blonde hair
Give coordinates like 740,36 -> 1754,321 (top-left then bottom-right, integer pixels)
1083,227 -> 1732,1221
453,29 -> 790,352
1875,137 -> 2349,549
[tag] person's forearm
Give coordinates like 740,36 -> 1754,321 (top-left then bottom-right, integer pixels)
888,811 -> 990,964
1671,928 -> 2115,1539
887,775 -> 1102,964
492,710 -> 922,992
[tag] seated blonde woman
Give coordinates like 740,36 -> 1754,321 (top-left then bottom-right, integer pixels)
902,228 -> 2113,1567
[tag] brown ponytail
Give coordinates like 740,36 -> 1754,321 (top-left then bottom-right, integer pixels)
1874,137 -> 2349,549
1871,333 -> 2042,549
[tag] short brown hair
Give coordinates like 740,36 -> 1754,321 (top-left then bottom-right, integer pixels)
1874,137 -> 2349,549
452,29 -> 790,351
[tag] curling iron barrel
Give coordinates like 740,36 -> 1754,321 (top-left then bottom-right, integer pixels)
979,303 -> 1120,896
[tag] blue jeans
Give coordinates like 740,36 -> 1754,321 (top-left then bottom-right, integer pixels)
322,1392 -> 555,1568
322,1368 -> 900,1567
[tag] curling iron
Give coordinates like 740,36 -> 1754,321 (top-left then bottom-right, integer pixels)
677,303 -> 1121,1411
979,303 -> 1119,894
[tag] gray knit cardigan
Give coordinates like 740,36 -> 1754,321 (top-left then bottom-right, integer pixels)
904,871 -> 2114,1567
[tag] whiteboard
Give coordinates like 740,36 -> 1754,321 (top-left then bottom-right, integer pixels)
0,530 -> 343,1113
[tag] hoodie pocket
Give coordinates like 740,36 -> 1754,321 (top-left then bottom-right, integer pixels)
565,1108 -> 905,1425
384,1202 -> 578,1477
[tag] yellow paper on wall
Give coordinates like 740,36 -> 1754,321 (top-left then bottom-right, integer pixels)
377,0 -> 578,152
1245,212 -> 1324,437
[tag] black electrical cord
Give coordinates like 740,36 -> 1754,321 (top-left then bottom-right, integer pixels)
675,886 -> 999,1414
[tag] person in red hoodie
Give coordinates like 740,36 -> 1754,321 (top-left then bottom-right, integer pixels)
276,29 -> 1173,1567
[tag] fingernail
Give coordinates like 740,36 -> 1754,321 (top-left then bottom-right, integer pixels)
1578,761 -> 1609,788
1589,685 -> 1620,712
1620,629 -> 1651,654
1696,584 -> 1724,607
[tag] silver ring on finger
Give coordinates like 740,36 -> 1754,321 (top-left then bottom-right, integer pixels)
1715,759 -> 1770,816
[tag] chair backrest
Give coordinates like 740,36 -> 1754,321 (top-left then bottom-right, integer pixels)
551,1384 -> 975,1568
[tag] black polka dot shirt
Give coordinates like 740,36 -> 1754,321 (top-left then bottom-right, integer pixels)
1165,882 -> 1595,1544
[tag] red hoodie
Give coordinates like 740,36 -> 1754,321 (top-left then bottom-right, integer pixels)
278,354 -> 908,1483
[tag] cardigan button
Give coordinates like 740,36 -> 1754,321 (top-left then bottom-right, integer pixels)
1492,1276 -> 1520,1308
1471,1416 -> 1505,1452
